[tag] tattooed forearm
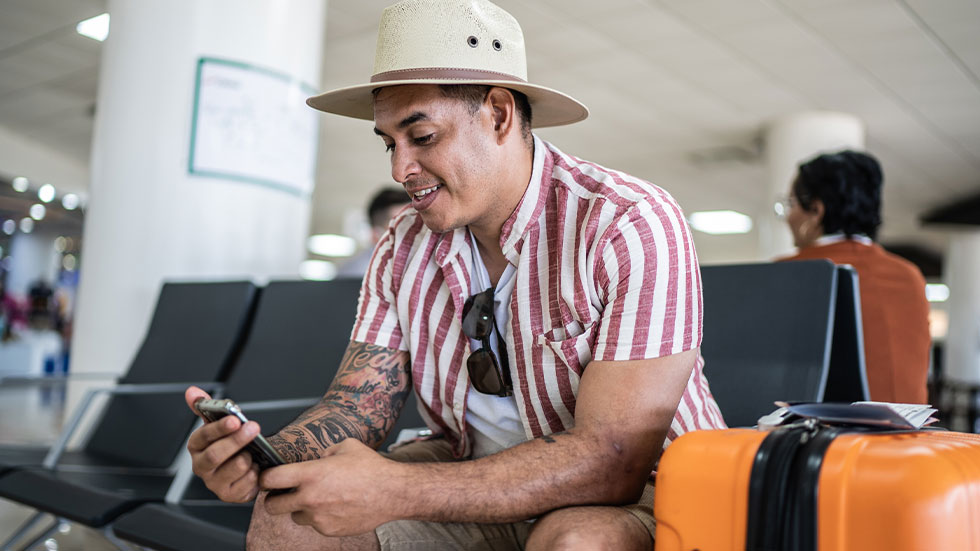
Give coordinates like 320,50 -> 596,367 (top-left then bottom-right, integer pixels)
269,341 -> 412,462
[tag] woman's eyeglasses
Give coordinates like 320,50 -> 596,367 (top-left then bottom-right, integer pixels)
773,194 -> 797,219
461,288 -> 513,397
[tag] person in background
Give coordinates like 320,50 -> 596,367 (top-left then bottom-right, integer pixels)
335,187 -> 412,279
0,274 -> 11,341
780,150 -> 930,403
0,274 -> 26,341
27,279 -> 54,329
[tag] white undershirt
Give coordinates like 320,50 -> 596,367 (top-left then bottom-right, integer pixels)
464,230 -> 525,459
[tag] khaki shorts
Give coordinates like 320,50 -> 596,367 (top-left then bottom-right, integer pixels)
376,437 -> 656,551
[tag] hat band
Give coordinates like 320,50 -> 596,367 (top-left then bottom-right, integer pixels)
370,67 -> 526,84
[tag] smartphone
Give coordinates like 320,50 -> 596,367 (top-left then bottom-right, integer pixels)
194,398 -> 287,470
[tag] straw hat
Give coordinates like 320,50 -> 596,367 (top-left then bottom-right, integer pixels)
307,0 -> 589,128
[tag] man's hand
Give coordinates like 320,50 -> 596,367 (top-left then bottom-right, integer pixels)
260,439 -> 402,537
184,386 -> 262,503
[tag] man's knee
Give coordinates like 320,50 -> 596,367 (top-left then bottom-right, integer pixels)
245,503 -> 287,551
526,507 -> 652,551
246,496 -> 380,551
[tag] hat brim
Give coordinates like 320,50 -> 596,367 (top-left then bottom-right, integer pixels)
306,79 -> 589,128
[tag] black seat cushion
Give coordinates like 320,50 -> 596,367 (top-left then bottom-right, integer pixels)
114,503 -> 252,551
0,447 -> 156,476
0,469 -> 174,526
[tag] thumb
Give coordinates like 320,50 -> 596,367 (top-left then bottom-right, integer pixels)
185,386 -> 212,415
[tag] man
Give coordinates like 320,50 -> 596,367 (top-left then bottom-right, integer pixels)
185,1 -> 725,549
335,187 -> 412,279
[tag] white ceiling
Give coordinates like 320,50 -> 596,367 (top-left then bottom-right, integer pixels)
2,0 -> 978,264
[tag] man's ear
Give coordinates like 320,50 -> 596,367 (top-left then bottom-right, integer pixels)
485,87 -> 517,144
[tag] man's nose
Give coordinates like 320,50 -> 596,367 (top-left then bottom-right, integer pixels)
391,147 -> 420,184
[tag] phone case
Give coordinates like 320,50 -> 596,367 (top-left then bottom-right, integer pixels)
194,398 -> 287,470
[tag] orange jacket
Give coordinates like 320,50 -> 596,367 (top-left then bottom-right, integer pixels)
781,241 -> 931,404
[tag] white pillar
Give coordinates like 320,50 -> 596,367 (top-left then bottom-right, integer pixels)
72,0 -> 327,379
944,232 -> 980,385
761,112 -> 865,259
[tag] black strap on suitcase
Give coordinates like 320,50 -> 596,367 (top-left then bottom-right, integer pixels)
745,421 -> 842,551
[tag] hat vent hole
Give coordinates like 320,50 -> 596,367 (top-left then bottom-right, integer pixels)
467,36 -> 479,47
492,39 -> 502,51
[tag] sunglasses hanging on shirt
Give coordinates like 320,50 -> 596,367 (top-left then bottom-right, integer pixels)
461,288 -> 513,397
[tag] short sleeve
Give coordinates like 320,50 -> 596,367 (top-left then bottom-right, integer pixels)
592,198 -> 703,362
349,223 -> 407,351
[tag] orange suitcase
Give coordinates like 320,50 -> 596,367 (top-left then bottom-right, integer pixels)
654,425 -> 980,550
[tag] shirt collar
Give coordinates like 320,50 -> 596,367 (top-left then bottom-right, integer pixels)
814,233 -> 873,247
499,134 -> 551,265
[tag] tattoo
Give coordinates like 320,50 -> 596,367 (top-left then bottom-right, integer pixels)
269,341 -> 412,462
332,382 -> 382,394
540,431 -> 567,444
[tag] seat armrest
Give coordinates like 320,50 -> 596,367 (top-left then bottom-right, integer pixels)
41,381 -> 225,468
0,372 -> 120,387
235,397 -> 320,412
109,381 -> 223,395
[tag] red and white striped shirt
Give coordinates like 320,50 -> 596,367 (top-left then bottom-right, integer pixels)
353,136 -> 726,458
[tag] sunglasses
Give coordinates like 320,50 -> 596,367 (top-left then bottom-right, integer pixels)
461,288 -> 513,397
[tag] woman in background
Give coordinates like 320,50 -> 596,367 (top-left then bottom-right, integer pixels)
781,150 -> 931,404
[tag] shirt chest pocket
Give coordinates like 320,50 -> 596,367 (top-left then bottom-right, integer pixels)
535,321 -> 596,376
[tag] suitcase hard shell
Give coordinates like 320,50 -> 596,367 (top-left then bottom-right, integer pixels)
654,427 -> 980,551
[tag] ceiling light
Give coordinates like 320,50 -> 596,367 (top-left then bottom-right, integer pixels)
307,234 -> 357,257
63,254 -> 77,271
926,283 -> 950,303
38,184 -> 56,203
19,218 -> 34,234
299,260 -> 337,281
62,194 -> 80,210
2,220 -> 14,235
688,210 -> 754,235
30,204 -> 46,221
76,13 -> 110,42
12,177 -> 29,192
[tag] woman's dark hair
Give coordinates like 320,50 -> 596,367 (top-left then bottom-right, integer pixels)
793,150 -> 883,240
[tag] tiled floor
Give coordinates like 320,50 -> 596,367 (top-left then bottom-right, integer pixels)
0,383 -> 121,551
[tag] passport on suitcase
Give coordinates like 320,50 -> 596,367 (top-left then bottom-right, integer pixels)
654,425 -> 980,551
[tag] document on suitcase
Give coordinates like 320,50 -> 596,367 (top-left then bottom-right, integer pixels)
654,425 -> 980,551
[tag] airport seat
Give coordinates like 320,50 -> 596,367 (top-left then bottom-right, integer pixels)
0,279 -> 362,550
112,389 -> 426,551
0,280 -> 258,477
111,277 -> 428,551
700,260 -> 838,427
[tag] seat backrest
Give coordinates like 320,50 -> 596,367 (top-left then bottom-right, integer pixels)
223,278 -> 363,402
700,261 -> 837,427
823,265 -> 870,402
83,281 -> 259,467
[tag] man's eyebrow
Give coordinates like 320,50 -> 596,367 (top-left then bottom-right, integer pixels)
398,112 -> 429,128
373,112 -> 430,137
